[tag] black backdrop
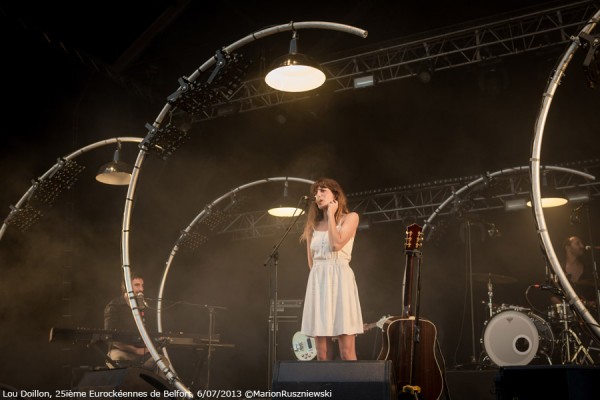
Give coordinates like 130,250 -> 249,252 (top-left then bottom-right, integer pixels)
0,0 -> 599,391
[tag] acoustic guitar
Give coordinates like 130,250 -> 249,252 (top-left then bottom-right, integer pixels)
378,223 -> 443,400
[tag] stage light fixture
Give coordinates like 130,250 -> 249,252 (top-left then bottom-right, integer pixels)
265,31 -> 326,92
95,141 -> 133,185
353,75 -> 375,89
33,159 -> 86,205
526,174 -> 568,208
142,122 -> 190,160
268,180 -> 305,217
486,223 -> 501,238
580,32 -> 600,89
566,189 -> 590,203
504,198 -> 527,212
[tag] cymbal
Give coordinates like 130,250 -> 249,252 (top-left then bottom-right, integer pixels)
472,272 -> 517,284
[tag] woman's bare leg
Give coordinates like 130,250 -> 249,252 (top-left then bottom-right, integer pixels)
315,336 -> 335,360
337,334 -> 357,360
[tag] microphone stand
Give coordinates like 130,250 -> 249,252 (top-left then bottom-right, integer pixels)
263,196 -> 307,389
462,220 -> 477,367
147,298 -> 226,390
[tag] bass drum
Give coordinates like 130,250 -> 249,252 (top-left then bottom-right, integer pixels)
482,309 -> 554,366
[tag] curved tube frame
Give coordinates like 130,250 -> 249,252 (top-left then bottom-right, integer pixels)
0,137 -> 143,241
423,165 -> 595,235
530,9 -> 600,341
156,177 -> 314,369
120,22 -> 366,395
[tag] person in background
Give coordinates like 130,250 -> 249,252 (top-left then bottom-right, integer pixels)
103,271 -> 149,368
563,236 -> 597,304
550,236 -> 597,308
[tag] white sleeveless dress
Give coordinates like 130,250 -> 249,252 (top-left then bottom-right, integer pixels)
301,228 -> 364,337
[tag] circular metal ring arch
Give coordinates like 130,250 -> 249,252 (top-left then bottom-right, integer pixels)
530,9 -> 600,341
155,176 -> 314,370
422,164 -> 595,236
120,22 -> 367,395
0,137 -> 143,241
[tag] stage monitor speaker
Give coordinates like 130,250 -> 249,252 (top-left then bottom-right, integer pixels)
496,365 -> 600,400
445,369 -> 497,400
272,360 -> 396,400
72,367 -> 172,399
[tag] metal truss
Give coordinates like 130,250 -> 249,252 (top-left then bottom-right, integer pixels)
196,0 -> 599,121
218,159 -> 600,240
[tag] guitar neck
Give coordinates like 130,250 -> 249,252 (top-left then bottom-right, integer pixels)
402,251 -> 418,318
401,224 -> 423,318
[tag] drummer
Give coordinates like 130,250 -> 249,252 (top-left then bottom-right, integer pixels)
552,236 -> 598,306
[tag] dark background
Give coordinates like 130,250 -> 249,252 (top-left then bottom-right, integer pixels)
0,0 -> 599,391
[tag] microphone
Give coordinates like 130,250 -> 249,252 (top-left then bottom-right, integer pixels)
300,195 -> 312,207
585,245 -> 600,250
533,284 -> 562,295
135,292 -> 148,310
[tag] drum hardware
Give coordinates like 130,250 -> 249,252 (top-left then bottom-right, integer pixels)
471,272 -> 517,285
525,281 -> 599,365
486,275 -> 494,319
547,302 -> 576,322
553,299 -> 595,365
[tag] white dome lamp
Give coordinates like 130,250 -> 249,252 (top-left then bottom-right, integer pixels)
265,31 -> 326,92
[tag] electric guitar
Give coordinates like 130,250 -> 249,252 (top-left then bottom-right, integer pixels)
377,223 -> 444,400
292,315 -> 391,361
292,331 -> 317,361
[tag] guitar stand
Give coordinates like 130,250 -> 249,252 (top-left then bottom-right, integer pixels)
401,384 -> 421,400
400,250 -> 438,400
395,224 -> 448,400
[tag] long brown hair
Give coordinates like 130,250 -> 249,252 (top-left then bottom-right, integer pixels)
301,178 -> 350,242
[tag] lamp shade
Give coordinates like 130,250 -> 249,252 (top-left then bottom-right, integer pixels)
95,147 -> 133,185
265,53 -> 326,92
526,185 -> 568,208
268,180 -> 305,217
268,201 -> 305,218
265,33 -> 326,92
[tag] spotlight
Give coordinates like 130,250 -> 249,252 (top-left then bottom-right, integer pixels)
4,204 -> 43,232
580,32 -> 600,89
566,189 -> 590,203
417,67 -> 433,84
504,198 -> 527,212
486,223 -> 501,238
142,122 -> 190,160
358,218 -> 371,231
95,141 -> 133,185
33,159 -> 85,205
265,31 -> 326,92
570,206 -> 582,225
353,75 -> 375,89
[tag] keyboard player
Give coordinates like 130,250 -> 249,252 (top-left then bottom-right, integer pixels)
103,271 -> 153,369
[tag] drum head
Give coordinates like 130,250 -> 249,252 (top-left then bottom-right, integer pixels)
483,310 -> 539,366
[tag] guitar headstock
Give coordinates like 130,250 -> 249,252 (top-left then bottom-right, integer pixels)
405,223 -> 423,251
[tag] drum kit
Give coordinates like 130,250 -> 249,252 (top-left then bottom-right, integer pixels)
475,273 -> 599,368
